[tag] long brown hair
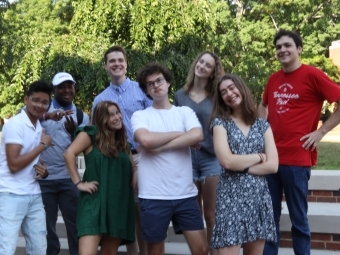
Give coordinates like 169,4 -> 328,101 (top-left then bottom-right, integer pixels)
92,101 -> 129,157
210,74 -> 257,125
183,51 -> 224,98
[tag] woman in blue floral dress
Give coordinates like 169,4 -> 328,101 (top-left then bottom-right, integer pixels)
210,74 -> 278,255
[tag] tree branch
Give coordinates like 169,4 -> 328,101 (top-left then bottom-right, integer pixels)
270,15 -> 278,31
295,0 -> 331,31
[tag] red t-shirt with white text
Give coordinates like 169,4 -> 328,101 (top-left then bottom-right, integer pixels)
263,64 -> 340,166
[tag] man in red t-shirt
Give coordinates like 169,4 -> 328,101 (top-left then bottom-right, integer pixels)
258,29 -> 340,255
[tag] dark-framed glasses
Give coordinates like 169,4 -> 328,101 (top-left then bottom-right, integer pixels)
146,78 -> 164,89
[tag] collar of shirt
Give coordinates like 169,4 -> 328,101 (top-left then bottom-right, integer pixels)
21,109 -> 42,130
52,98 -> 73,110
110,78 -> 131,94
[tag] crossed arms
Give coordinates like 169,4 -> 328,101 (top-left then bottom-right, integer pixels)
213,125 -> 278,175
134,127 -> 203,152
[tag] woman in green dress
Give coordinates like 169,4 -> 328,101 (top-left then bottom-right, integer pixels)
64,100 -> 137,255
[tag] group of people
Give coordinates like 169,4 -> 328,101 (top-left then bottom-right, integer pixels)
0,28 -> 340,255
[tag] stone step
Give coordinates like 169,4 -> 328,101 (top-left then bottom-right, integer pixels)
15,238 -> 339,255
280,202 -> 340,234
309,170 -> 340,191
36,201 -> 340,240
16,201 -> 340,253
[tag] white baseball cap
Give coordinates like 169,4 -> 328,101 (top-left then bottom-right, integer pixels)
52,72 -> 76,86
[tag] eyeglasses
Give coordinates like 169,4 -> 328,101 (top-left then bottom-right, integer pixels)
146,78 -> 164,89
30,97 -> 50,109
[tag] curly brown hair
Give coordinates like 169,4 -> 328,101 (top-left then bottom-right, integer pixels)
137,62 -> 172,99
92,101 -> 129,157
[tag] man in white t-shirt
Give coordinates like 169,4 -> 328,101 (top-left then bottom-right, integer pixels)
131,62 -> 208,255
0,80 -> 53,255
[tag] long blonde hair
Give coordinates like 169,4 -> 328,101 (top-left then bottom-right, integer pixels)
183,51 -> 224,98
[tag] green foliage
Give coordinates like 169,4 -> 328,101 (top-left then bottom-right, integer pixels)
0,0 -> 339,118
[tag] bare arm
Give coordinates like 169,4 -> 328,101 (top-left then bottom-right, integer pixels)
6,130 -> 53,173
63,131 -> 98,194
258,100 -> 268,120
6,144 -> 45,173
129,152 -> 138,191
151,127 -> 203,152
301,99 -> 340,151
213,125 -> 262,171
248,127 -> 278,175
134,128 -> 183,149
40,109 -> 73,122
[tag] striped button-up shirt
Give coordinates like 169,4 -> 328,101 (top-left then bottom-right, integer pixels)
92,78 -> 152,149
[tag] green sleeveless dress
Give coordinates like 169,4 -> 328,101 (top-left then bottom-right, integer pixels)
75,126 -> 135,244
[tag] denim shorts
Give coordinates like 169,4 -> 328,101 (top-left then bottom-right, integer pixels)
139,196 -> 204,243
192,149 -> 221,182
0,193 -> 47,255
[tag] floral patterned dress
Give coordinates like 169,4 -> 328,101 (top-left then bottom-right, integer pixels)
210,117 -> 276,248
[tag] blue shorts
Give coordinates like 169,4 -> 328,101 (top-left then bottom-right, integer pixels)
192,149 -> 221,182
139,196 -> 204,243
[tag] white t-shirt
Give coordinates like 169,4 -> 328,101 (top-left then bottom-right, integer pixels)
0,110 -> 42,194
131,105 -> 201,199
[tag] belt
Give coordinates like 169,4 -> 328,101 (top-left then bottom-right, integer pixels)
131,149 -> 138,155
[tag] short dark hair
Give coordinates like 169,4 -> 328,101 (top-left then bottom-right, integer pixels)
137,62 -> 173,97
103,45 -> 127,63
26,80 -> 53,98
274,29 -> 303,48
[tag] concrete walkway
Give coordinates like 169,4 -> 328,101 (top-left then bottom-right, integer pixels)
16,239 -> 339,255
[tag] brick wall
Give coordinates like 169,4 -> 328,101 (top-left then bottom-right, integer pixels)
280,232 -> 340,250
283,190 -> 340,203
308,190 -> 340,203
281,189 -> 340,250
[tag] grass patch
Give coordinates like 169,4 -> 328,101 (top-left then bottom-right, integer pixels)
313,142 -> 340,170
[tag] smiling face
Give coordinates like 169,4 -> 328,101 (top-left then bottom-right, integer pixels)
24,92 -> 50,120
104,51 -> 127,80
219,79 -> 242,110
106,104 -> 123,131
53,81 -> 75,106
275,35 -> 302,68
194,53 -> 216,79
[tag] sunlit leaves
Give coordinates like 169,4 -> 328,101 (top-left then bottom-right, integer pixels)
0,0 -> 339,118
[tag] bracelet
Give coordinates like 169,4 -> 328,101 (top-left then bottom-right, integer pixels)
242,167 -> 249,174
40,142 -> 48,150
258,153 -> 264,163
74,181 -> 82,187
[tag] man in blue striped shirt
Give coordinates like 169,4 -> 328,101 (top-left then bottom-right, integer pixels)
92,45 -> 152,255
92,46 -> 152,153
